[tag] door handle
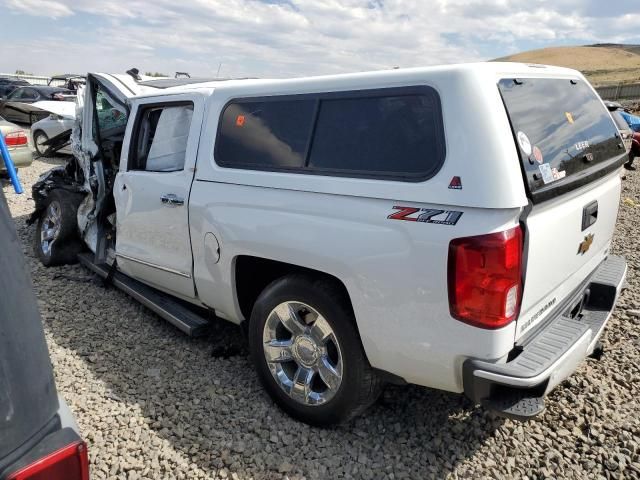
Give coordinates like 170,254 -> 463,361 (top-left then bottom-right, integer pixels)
160,194 -> 184,207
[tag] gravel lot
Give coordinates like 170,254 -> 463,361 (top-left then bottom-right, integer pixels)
3,157 -> 640,480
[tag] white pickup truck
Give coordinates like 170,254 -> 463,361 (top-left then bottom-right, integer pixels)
30,63 -> 628,426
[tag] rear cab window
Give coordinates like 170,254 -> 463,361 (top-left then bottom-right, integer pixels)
215,86 -> 445,181
498,78 -> 625,203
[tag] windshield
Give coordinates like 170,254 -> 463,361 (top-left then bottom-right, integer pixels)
499,78 -> 623,200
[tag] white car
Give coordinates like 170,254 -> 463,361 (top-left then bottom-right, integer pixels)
30,101 -> 75,156
30,64 -> 627,426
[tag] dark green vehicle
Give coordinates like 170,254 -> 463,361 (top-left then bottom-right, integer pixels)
0,189 -> 89,480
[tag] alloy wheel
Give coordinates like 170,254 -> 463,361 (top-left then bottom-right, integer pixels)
40,202 -> 61,257
262,301 -> 343,406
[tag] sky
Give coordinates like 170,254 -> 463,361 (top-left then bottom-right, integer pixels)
0,0 -> 639,79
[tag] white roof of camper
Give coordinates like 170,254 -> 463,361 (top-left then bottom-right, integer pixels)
136,62 -> 585,97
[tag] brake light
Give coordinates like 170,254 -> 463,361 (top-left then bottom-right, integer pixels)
448,226 -> 523,329
7,441 -> 89,480
4,131 -> 28,147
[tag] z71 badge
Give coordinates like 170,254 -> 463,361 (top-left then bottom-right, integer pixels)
388,206 -> 463,226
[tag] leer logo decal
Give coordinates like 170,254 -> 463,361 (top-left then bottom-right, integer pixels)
388,206 -> 463,226
578,233 -> 594,255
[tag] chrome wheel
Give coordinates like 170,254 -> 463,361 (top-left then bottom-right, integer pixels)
262,301 -> 343,406
40,202 -> 61,257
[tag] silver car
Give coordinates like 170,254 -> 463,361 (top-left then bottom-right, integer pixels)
0,115 -> 32,172
31,112 -> 74,156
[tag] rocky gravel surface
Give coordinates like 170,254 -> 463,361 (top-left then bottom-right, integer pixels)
3,157 -> 640,479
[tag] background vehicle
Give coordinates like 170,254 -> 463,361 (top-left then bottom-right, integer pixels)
31,102 -> 75,156
605,101 -> 639,169
0,115 -> 32,172
0,189 -> 89,480
0,86 -> 74,124
48,75 -> 86,93
30,64 -> 627,426
0,78 -> 30,98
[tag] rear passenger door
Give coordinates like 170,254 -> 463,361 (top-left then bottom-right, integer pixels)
114,94 -> 205,299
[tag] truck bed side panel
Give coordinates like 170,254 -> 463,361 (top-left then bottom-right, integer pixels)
189,181 -> 522,392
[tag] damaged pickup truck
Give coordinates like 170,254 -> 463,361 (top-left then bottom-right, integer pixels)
30,64 -> 628,426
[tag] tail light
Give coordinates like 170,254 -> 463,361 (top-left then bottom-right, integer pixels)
52,93 -> 65,101
448,226 -> 523,329
4,131 -> 28,147
6,440 -> 89,480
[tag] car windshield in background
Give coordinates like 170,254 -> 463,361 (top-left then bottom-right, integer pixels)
610,110 -> 631,131
499,78 -> 622,199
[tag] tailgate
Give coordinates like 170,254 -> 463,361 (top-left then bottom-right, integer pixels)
517,172 -> 620,338
498,77 -> 626,340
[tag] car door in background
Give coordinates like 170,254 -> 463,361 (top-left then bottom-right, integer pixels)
1,87 -> 39,123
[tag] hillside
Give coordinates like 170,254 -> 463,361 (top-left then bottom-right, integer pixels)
495,45 -> 640,86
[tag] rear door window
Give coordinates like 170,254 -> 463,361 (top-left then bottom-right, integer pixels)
499,78 -> 623,201
130,103 -> 194,172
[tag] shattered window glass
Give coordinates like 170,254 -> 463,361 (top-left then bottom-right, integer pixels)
94,87 -> 127,138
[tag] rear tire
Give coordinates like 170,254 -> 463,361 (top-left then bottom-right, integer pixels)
34,189 -> 84,267
248,274 -> 382,426
33,130 -> 50,157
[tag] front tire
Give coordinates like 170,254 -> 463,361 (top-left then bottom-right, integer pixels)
34,189 -> 84,266
249,274 -> 381,426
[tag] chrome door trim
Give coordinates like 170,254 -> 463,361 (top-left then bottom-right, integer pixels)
116,253 -> 192,278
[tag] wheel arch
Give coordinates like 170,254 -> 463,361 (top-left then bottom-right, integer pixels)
234,255 -> 355,326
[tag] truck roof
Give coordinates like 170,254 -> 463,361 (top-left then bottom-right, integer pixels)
96,62 -> 585,100
153,61 -> 584,94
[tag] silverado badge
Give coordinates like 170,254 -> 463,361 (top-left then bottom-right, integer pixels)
578,233 -> 594,255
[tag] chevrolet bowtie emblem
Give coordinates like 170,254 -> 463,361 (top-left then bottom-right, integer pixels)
578,233 -> 594,255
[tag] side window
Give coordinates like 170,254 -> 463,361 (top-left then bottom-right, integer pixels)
214,87 -> 445,181
21,88 -> 38,100
9,88 -> 34,100
6,88 -> 22,100
308,94 -> 444,177
95,88 -> 128,136
130,103 -> 194,172
216,99 -> 316,168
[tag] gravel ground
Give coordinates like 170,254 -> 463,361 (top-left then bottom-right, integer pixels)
3,157 -> 640,480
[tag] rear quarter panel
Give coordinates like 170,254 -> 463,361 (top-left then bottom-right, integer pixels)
190,182 -> 523,391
